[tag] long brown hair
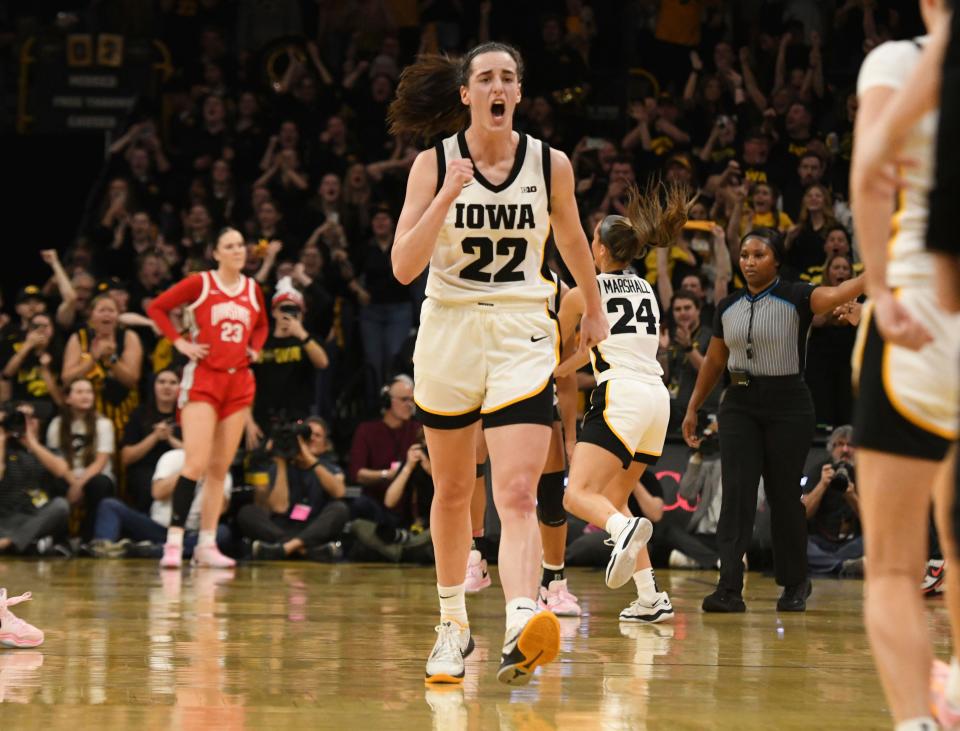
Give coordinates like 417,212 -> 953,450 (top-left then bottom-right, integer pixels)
600,180 -> 695,262
59,378 -> 99,468
387,42 -> 524,139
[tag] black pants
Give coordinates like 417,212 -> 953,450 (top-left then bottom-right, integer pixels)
717,377 -> 814,593
236,501 -> 349,548
57,474 -> 115,541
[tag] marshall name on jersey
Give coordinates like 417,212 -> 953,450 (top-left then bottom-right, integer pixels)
427,131 -> 555,305
591,271 -> 663,384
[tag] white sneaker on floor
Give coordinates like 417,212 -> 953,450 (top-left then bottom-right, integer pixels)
496,610 -> 560,685
619,592 -> 674,624
425,619 -> 474,684
605,517 -> 653,589
668,549 -> 700,570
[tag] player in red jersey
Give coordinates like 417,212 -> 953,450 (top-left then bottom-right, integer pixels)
147,228 -> 268,568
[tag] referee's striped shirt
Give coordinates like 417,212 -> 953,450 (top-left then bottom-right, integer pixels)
714,278 -> 817,376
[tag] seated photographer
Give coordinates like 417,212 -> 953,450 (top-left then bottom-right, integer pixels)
655,417 -> 724,569
0,404 -> 70,556
347,374 -> 420,525
246,278 -> 329,449
120,369 -> 181,513
237,417 -> 349,561
89,448 -> 232,558
801,425 -> 863,576
347,429 -> 436,564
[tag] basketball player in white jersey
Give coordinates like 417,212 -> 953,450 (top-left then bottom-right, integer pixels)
851,2 -> 960,728
557,181 -> 691,623
388,42 -> 608,686
466,269 -> 583,618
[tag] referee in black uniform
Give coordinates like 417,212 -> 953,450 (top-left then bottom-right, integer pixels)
682,228 -> 864,612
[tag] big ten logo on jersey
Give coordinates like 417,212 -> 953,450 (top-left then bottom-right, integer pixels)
454,203 -> 536,284
603,278 -> 657,335
210,301 -> 251,343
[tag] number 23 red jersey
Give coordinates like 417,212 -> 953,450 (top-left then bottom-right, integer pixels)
148,271 -> 269,371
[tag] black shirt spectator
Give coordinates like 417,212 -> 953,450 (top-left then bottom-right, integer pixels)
120,369 -> 181,513
0,312 -> 62,423
250,281 -> 329,442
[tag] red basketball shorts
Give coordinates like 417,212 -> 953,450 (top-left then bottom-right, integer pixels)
178,362 -> 255,419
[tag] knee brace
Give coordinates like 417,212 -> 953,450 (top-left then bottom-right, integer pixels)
536,471 -> 567,527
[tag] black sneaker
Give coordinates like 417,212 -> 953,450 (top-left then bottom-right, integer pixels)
252,540 -> 287,561
777,579 -> 812,612
306,541 -> 343,563
701,588 -> 746,613
125,540 -> 161,559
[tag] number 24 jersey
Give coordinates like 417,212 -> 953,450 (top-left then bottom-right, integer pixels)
590,270 -> 663,385
147,271 -> 268,371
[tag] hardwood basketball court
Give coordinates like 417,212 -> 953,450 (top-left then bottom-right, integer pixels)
0,560 -> 945,729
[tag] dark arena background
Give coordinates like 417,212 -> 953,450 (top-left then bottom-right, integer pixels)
0,2 -> 947,729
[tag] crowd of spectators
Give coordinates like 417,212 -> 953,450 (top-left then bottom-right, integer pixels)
0,1 -> 918,569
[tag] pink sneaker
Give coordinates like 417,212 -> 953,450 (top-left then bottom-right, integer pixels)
160,543 -> 183,569
932,659 -> 960,730
464,550 -> 491,593
0,589 -> 44,648
537,579 -> 581,617
192,544 -> 237,569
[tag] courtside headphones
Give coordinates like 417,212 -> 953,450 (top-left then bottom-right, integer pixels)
380,374 -> 415,413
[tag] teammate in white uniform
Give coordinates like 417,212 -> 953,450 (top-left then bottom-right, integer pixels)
558,181 -> 691,623
850,2 -> 960,728
388,42 -> 608,686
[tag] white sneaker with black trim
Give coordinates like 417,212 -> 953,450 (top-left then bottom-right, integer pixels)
425,619 -> 474,684
619,592 -> 674,623
605,517 -> 653,589
496,610 -> 561,685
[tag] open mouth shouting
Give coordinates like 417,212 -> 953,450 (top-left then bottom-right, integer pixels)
491,100 -> 506,121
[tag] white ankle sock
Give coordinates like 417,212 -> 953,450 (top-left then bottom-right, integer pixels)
605,513 -> 629,538
198,530 -> 216,548
438,583 -> 468,625
633,568 -> 659,602
505,597 -> 537,630
894,717 -> 938,731
166,527 -> 184,548
947,656 -> 960,706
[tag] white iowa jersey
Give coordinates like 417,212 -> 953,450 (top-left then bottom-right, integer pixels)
857,38 -> 938,288
590,270 -> 663,385
426,131 -> 555,304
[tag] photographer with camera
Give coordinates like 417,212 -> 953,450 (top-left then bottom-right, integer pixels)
801,425 -> 863,576
246,278 -> 328,449
237,416 -> 348,561
0,403 -> 71,556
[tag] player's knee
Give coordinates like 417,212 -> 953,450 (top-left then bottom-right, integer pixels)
433,480 -> 473,512
536,471 -> 567,527
497,480 -> 537,517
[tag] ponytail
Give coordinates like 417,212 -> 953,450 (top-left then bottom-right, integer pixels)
599,180 -> 695,262
388,42 -> 525,140
388,55 -> 466,139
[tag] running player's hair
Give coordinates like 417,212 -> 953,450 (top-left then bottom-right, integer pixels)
387,42 -> 524,139
600,180 -> 694,262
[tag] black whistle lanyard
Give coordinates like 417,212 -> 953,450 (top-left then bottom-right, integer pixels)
746,299 -> 755,360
